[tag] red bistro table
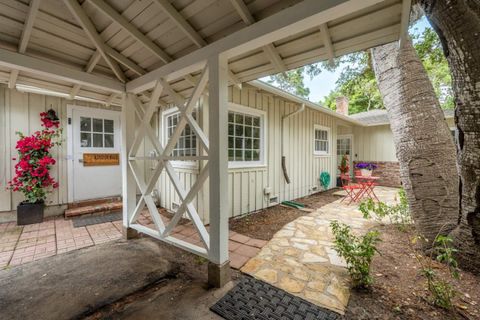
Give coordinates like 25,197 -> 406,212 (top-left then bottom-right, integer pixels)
354,175 -> 380,202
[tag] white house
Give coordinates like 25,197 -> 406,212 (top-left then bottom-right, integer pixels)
1,77 -> 455,224
0,0 -> 413,284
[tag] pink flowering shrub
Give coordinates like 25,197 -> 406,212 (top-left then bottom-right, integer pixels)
8,110 -> 62,204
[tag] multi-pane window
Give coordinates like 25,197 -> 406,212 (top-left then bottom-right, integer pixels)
165,111 -> 197,157
228,111 -> 262,162
314,126 -> 330,155
80,117 -> 114,148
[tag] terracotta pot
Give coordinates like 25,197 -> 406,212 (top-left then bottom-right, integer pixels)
360,169 -> 372,177
17,202 -> 44,225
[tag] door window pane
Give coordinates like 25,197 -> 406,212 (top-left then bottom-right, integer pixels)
104,134 -> 114,148
80,132 -> 91,147
104,119 -> 114,133
93,118 -> 103,132
80,117 -> 91,131
93,133 -> 103,147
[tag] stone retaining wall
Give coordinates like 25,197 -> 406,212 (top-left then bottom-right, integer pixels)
354,161 -> 401,187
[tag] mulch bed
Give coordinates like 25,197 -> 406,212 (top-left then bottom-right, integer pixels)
229,189 -> 341,241
345,225 -> 480,320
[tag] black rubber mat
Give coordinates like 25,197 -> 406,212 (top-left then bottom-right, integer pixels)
210,276 -> 340,320
72,212 -> 122,228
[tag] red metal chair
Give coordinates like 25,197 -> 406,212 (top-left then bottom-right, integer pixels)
340,174 -> 363,205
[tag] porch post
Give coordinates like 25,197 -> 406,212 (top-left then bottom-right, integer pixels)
121,93 -> 138,239
207,53 -> 230,287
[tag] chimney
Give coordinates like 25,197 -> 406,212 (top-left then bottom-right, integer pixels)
335,96 -> 349,116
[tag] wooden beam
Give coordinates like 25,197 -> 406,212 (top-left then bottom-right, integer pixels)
229,0 -> 286,73
229,0 -> 255,24
64,0 -> 126,83
19,0 -> 41,53
0,48 -> 125,93
88,0 -> 172,64
69,50 -> 101,98
319,23 -> 335,66
9,0 -> 41,89
128,0 -> 385,93
152,0 -> 207,48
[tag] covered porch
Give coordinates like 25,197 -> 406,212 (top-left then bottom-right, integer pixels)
0,0 -> 411,288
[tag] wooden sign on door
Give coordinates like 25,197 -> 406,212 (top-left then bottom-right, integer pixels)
83,153 -> 120,166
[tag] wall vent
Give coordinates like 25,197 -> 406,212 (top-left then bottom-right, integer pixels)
269,196 -> 279,204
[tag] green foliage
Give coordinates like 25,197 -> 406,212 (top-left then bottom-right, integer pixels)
267,18 -> 453,113
330,220 -> 381,288
320,172 -> 330,190
410,233 -> 459,310
434,235 -> 460,279
421,267 -> 456,310
337,154 -> 350,174
359,189 -> 411,230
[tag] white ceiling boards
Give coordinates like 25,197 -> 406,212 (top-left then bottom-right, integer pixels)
0,0 -> 409,104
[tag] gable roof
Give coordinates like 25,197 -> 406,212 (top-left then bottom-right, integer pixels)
350,108 -> 455,126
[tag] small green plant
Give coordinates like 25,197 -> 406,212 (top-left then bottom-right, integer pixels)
434,235 -> 460,279
330,220 -> 381,288
410,233 -> 459,310
359,189 -> 411,231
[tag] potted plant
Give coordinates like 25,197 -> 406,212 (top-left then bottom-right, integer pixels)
8,110 -> 62,225
337,154 -> 350,186
355,162 -> 377,177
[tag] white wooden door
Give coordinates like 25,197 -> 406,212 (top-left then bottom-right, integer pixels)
71,108 -> 121,202
337,135 -> 353,176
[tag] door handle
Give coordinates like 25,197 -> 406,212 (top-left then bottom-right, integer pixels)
78,159 -> 84,163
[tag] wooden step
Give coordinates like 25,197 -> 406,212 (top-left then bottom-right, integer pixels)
65,201 -> 123,218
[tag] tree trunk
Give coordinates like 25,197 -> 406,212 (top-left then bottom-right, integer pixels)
371,39 -> 459,245
419,0 -> 480,273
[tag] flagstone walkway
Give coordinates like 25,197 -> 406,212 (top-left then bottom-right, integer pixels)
241,186 -> 400,315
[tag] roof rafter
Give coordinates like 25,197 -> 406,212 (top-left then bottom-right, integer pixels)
90,0 -> 240,90
319,23 -> 335,66
9,0 -> 41,89
64,0 -> 126,83
88,0 -> 172,64
229,0 -> 287,73
151,0 -> 207,48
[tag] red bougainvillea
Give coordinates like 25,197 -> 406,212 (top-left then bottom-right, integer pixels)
8,110 -> 62,204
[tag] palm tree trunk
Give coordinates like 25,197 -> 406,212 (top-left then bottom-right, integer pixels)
419,0 -> 480,273
371,38 -> 459,245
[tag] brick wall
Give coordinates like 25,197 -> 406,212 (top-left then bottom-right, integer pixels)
354,161 -> 401,187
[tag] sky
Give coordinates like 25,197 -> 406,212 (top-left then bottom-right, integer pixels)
268,17 -> 432,104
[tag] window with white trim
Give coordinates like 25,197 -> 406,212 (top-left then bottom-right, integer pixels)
314,125 -> 330,155
164,110 -> 197,157
228,109 -> 263,165
80,117 -> 114,148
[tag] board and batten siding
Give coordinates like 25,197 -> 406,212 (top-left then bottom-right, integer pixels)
353,125 -> 397,162
158,84 -> 341,224
0,85 -> 157,216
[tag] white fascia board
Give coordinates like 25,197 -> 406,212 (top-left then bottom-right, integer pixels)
127,0 -> 388,93
0,48 -> 125,94
248,80 -> 364,126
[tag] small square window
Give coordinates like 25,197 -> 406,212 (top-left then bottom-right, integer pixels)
80,132 -> 91,147
93,118 -> 103,133
314,126 -> 330,155
93,133 -> 103,147
80,117 -> 91,131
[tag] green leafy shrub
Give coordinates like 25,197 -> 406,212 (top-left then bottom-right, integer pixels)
330,220 -> 381,288
359,189 -> 411,231
411,233 -> 459,310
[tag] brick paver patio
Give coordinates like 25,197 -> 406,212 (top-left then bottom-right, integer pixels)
0,213 -> 266,270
